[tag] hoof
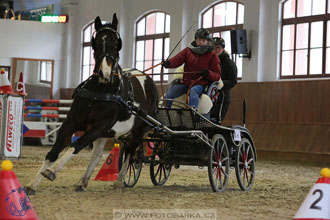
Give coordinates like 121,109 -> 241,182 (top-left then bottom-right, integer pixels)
24,186 -> 36,195
75,185 -> 84,192
41,169 -> 56,181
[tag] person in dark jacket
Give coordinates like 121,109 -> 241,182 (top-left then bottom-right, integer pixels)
211,37 -> 237,123
162,28 -> 221,109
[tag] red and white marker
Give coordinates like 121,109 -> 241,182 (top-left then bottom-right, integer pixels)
293,168 -> 330,220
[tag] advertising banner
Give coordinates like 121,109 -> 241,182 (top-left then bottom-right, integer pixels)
0,95 -> 23,159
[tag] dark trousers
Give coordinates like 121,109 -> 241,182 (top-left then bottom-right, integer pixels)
210,89 -> 232,123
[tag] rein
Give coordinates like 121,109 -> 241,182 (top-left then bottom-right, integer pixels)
142,21 -> 197,101
185,76 -> 203,105
166,21 -> 197,60
132,71 -> 200,77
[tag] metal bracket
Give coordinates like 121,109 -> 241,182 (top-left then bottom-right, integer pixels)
238,50 -> 252,60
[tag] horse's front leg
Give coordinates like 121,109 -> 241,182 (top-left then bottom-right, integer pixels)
41,120 -> 117,191
24,160 -> 53,195
75,138 -> 109,192
25,121 -> 73,195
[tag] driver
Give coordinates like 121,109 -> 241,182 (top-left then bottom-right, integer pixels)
162,28 -> 221,109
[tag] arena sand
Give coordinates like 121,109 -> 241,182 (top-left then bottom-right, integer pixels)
10,146 -> 325,220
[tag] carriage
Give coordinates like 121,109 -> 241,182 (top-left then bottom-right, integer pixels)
118,82 -> 257,192
25,14 -> 256,195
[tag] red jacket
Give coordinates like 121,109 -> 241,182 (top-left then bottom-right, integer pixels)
167,47 -> 221,87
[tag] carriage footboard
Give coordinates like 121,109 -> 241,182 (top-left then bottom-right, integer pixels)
144,114 -> 213,149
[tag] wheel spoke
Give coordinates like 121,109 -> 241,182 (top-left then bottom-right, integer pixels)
221,166 -> 229,177
246,145 -> 250,157
219,168 -> 223,189
244,168 -> 249,185
215,173 -> 218,188
213,166 -> 218,175
132,163 -> 136,182
247,168 -> 254,176
155,164 -> 161,177
220,142 -> 224,154
221,156 -> 229,163
216,141 -> 220,162
128,164 -> 132,183
243,152 -> 247,162
247,158 -> 254,165
158,165 -> 163,183
239,150 -> 243,161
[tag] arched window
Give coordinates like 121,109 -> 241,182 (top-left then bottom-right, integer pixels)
280,0 -> 330,78
135,11 -> 170,82
81,22 -> 95,81
202,1 -> 245,78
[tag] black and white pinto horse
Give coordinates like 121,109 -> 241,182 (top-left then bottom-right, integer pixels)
25,14 -> 158,194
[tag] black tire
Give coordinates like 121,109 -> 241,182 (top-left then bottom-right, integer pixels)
208,134 -> 230,192
150,141 -> 172,186
118,144 -> 143,188
235,138 -> 255,191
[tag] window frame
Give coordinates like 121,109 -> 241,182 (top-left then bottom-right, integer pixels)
201,1 -> 245,79
134,11 -> 170,82
81,21 -> 95,82
39,61 -> 52,84
280,0 -> 330,79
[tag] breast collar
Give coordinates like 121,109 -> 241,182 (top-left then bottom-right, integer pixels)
73,69 -> 134,105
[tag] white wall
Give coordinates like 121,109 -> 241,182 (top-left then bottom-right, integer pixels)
0,0 -> 289,96
0,19 -> 65,98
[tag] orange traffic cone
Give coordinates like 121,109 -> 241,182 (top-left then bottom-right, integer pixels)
293,168 -> 330,220
94,143 -> 120,181
0,68 -> 14,94
0,160 -> 39,220
15,72 -> 27,96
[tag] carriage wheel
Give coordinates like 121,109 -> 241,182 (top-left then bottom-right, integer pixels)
150,141 -> 172,186
208,134 -> 230,192
118,144 -> 143,188
235,138 -> 255,191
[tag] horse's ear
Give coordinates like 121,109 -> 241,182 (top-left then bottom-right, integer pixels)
112,13 -> 118,30
94,16 -> 102,31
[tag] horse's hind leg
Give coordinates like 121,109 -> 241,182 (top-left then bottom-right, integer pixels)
75,138 -> 109,192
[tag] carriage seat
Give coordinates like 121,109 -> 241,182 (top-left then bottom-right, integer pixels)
164,78 -> 224,115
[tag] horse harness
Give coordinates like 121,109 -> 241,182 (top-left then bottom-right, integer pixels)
72,68 -> 138,112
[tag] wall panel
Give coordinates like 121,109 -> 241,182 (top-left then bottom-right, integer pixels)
60,79 -> 330,162
225,80 -> 330,162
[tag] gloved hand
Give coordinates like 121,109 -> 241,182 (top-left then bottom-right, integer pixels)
201,69 -> 209,77
162,60 -> 171,68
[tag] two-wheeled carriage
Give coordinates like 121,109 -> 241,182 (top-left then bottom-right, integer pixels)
118,97 -> 257,192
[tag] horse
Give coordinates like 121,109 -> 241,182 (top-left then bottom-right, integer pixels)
25,13 -> 158,194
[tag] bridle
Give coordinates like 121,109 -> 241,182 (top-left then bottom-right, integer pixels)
92,26 -> 122,82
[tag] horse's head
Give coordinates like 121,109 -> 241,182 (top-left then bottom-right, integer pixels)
92,14 -> 122,83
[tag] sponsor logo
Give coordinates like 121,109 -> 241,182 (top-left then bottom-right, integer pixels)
5,188 -> 32,217
6,101 -> 14,152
